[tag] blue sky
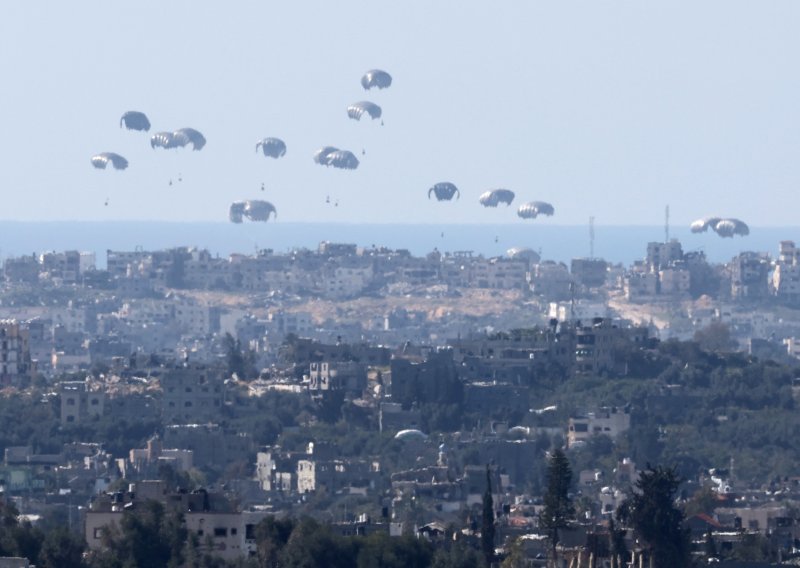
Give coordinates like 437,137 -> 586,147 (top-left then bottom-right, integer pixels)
2,1 -> 799,226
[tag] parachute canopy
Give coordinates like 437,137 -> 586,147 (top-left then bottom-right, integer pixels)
428,182 -> 460,201
229,201 -> 246,224
230,200 -> 276,223
120,111 -> 151,132
361,69 -> 392,90
313,147 -> 359,169
690,217 -> 721,233
517,201 -> 555,219
507,247 -> 541,263
313,146 -> 338,164
394,429 -> 427,441
347,101 -> 382,121
256,138 -> 287,159
715,218 -> 749,238
151,127 -> 206,151
691,217 -> 749,238
479,189 -> 515,207
91,152 -> 128,170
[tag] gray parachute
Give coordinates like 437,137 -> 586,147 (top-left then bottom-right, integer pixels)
507,247 -> 541,263
120,111 -> 151,132
151,127 -> 206,151
256,138 -> 287,159
361,69 -> 392,90
313,147 -> 359,169
313,146 -> 339,164
347,101 -> 382,121
691,217 -> 749,238
479,189 -> 515,207
428,182 -> 460,201
690,217 -> 721,233
229,201 -> 246,223
91,152 -> 128,170
517,201 -> 555,219
715,219 -> 749,237
230,200 -> 276,223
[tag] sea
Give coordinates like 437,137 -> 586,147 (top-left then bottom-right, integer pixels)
1,221 -> 799,269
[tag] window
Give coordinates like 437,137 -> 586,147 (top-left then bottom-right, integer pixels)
214,527 -> 227,537
66,398 -> 76,406
230,528 -> 237,536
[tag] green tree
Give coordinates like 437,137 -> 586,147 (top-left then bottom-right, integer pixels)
356,532 -> 433,568
39,527 -> 86,568
91,500 -> 187,568
224,333 -> 248,379
481,466 -> 495,565
617,465 -> 689,568
254,516 -> 295,568
539,449 -> 574,567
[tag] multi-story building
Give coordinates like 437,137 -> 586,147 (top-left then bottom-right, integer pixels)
646,239 -> 683,272
59,381 -> 104,424
730,252 -> 771,300
773,241 -> 800,305
85,484 -> 267,561
567,407 -> 631,447
571,258 -> 608,289
160,364 -> 225,424
0,321 -> 34,387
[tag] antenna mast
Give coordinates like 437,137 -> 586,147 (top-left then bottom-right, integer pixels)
665,205 -> 670,242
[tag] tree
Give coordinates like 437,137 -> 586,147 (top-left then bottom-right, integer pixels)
224,333 -> 247,379
39,527 -> 85,568
539,449 -> 574,567
617,465 -> 689,568
693,321 -> 734,353
254,516 -> 295,568
481,466 -> 495,565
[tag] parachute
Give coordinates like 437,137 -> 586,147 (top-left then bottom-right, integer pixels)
428,182 -> 460,201
256,138 -> 287,159
361,69 -> 392,90
230,200 -> 276,223
517,201 -> 555,219
313,147 -> 359,169
120,111 -> 151,132
479,189 -> 515,207
244,200 -> 277,222
713,218 -> 749,238
151,128 -> 206,151
229,201 -> 246,223
690,217 -> 720,233
347,101 -> 382,121
507,247 -> 541,263
150,131 -> 178,149
91,152 -> 128,170
691,217 -> 749,238
174,128 -> 206,151
313,146 -> 339,164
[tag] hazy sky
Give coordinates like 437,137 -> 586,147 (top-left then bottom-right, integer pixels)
2,1 -> 799,226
